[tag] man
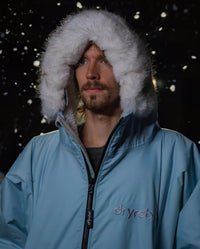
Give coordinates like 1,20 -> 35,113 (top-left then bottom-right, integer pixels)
0,9 -> 200,249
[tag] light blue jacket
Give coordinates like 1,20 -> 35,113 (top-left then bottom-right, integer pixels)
1,113 -> 200,249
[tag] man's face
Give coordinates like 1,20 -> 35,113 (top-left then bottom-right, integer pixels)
75,44 -> 121,115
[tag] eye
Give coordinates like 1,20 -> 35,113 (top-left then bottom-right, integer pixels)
101,58 -> 109,64
77,57 -> 87,66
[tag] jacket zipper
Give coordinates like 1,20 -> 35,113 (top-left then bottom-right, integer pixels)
81,124 -> 120,249
81,177 -> 95,249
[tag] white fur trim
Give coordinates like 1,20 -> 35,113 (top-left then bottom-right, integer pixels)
39,9 -> 157,124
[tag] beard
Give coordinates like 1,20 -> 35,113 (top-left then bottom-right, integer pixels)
80,81 -> 120,115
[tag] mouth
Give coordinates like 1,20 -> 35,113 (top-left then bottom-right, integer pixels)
85,87 -> 103,93
82,82 -> 106,93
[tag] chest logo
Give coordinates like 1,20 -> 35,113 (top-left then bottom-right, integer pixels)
114,204 -> 154,220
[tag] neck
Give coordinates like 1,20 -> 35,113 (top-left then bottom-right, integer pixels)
82,108 -> 122,148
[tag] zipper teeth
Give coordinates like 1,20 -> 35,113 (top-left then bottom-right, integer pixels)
83,119 -> 123,249
81,180 -> 95,249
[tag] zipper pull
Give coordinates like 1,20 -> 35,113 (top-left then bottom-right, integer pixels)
86,209 -> 94,229
86,179 -> 95,229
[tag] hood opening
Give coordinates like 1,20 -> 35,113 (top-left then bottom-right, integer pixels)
39,9 -> 157,132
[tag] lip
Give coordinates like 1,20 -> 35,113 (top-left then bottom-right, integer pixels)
85,88 -> 103,93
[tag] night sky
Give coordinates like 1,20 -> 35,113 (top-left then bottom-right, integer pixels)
1,0 -> 200,174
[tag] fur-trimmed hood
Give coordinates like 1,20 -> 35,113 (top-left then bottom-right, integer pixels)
39,9 -> 157,127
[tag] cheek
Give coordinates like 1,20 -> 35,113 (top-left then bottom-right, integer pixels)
110,81 -> 120,97
105,70 -> 117,84
107,76 -> 119,90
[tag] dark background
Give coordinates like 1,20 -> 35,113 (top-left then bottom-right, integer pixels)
0,0 -> 200,174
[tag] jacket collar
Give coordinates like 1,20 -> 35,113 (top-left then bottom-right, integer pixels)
56,112 -> 160,180
56,111 -> 159,151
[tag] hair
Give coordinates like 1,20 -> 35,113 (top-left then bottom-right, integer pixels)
76,97 -> 86,125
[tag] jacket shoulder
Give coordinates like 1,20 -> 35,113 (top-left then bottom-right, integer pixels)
31,130 -> 59,149
6,130 -> 60,181
159,128 -> 196,148
157,128 -> 200,174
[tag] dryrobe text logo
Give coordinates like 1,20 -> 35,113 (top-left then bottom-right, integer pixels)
114,204 -> 154,220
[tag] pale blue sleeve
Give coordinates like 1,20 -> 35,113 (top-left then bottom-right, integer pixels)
0,140 -> 34,249
176,143 -> 200,248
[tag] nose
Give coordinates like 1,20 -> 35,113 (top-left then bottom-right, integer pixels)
86,62 -> 100,80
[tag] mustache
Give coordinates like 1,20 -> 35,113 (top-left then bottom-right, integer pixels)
81,81 -> 108,91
